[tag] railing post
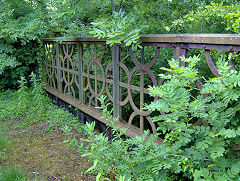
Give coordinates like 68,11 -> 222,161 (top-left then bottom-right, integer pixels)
56,43 -> 61,93
174,43 -> 188,66
78,43 -> 84,104
42,43 -> 47,84
112,44 -> 120,119
78,43 -> 84,123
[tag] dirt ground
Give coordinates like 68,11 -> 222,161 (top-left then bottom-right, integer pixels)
1,119 -> 96,181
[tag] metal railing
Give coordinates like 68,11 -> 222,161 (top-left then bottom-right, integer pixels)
42,34 -> 240,138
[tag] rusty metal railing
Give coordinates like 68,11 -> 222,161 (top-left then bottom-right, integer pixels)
41,34 -> 240,138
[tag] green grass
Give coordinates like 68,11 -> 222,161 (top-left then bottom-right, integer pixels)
0,135 -> 10,151
0,85 -> 90,180
0,134 -> 11,160
0,90 -> 19,121
0,134 -> 26,181
0,167 -> 26,181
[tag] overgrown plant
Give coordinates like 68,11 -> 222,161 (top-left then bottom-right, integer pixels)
145,55 -> 240,180
63,96 -> 195,180
17,76 -> 29,115
63,55 -> 240,180
29,72 -> 49,120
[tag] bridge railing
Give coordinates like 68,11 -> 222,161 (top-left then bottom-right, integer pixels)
41,34 -> 240,138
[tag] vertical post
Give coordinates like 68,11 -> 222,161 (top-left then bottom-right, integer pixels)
174,43 -> 188,67
42,43 -> 47,84
94,44 -> 98,107
78,43 -> 84,123
140,47 -> 145,133
112,44 -> 120,119
56,43 -> 61,93
78,43 -> 84,104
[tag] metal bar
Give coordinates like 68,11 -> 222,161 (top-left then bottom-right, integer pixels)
112,44 -> 120,119
78,44 -> 84,104
119,62 -> 122,119
205,50 -> 222,77
42,43 -> 47,84
174,43 -> 188,66
67,45 -> 71,95
95,59 -> 98,106
140,47 -> 145,132
42,34 -> 240,45
181,43 -> 240,51
78,44 -> 84,123
56,43 -> 61,93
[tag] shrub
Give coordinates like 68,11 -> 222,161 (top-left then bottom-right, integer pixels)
63,55 -> 240,180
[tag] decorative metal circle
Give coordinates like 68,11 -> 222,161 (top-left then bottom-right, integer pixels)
129,46 -> 160,68
62,59 -> 74,87
82,57 -> 89,91
205,50 -> 221,77
105,61 -> 114,103
128,65 -> 157,116
87,59 -> 106,98
128,112 -> 137,125
128,112 -> 157,134
105,61 -> 130,106
146,116 -> 157,134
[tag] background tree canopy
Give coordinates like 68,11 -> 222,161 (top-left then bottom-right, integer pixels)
0,0 -> 239,89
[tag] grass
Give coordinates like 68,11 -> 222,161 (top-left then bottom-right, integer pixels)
0,88 -> 95,180
0,135 -> 10,151
0,134 -> 11,160
0,167 -> 27,181
0,126 -> 26,181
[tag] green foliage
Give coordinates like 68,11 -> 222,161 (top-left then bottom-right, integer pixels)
62,96 -> 193,180
29,72 -> 49,120
0,72 -> 81,133
90,10 -> 141,47
17,76 -> 29,115
44,107 -> 80,132
63,55 -> 240,180
145,55 -> 240,180
0,90 -> 19,121
1,0 -> 238,89
169,2 -> 240,33
0,167 -> 26,181
0,0 -> 48,89
0,53 -> 18,75
0,134 -> 11,160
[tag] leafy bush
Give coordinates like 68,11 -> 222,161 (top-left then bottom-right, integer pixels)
146,55 -> 240,180
63,55 -> 240,180
0,0 -> 47,89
